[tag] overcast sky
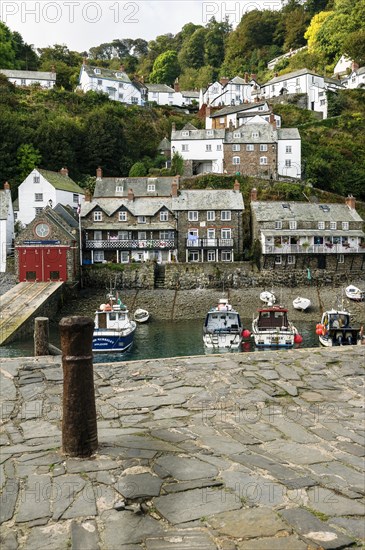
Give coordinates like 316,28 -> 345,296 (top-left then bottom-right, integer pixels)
1,0 -> 281,52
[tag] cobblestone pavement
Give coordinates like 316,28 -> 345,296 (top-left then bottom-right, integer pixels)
0,347 -> 364,549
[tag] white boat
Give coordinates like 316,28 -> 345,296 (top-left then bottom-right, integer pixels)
93,297 -> 136,353
260,291 -> 276,305
293,296 -> 311,311
203,298 -> 244,350
316,307 -> 362,347
134,308 -> 150,323
345,285 -> 365,302
252,303 -> 302,348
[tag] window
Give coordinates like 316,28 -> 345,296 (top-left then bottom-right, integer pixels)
260,144 -> 268,151
188,211 -> 198,221
34,193 -> 43,202
221,251 -> 232,262
188,251 -> 199,262
118,93 -> 124,99
320,99 -> 326,106
182,144 -> 189,152
275,220 -> 282,229
232,144 -> 240,151
33,175 -> 40,183
260,157 -> 268,165
217,144 -> 222,151
206,144 -> 212,152
147,184 -> 156,191
207,228 -> 215,240
285,160 -> 292,167
338,254 -> 344,264
97,79 -> 102,86
206,130 -> 213,136
219,117 -> 225,123
94,211 -> 102,221
119,211 -> 127,221
252,132 -> 259,138
287,255 -> 295,265
35,207 -> 43,215
221,210 -> 231,221
246,144 -> 254,151
137,216 -> 146,223
131,97 -> 138,104
207,211 -> 215,221
50,271 -> 60,281
182,131 -> 189,137
342,222 -> 349,230
221,228 -> 231,239
286,146 -> 292,153
21,79 -> 26,85
289,220 -> 297,230
233,132 -> 241,138
118,231 -> 128,240
94,68 -> 101,75
26,271 -> 36,281
94,230 -> 102,240
274,255 -> 282,265
318,221 -> 325,229
232,156 -> 240,165
160,210 -> 168,221
73,194 -> 79,203
120,251 -> 129,263
94,251 -> 104,263
138,231 -> 146,239
330,221 -> 337,230
116,186 -> 123,192
207,251 -> 216,262
160,230 -> 173,239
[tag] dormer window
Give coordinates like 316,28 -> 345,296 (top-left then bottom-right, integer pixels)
94,68 -> 101,75
116,72 -> 124,78
206,130 -> 213,136
147,184 -> 156,192
116,186 -> 123,192
182,131 -> 189,137
275,220 -> 282,229
252,132 -> 259,138
233,132 -> 240,138
94,211 -> 102,222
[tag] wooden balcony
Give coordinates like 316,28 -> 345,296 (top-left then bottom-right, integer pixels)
85,239 -> 175,250
186,238 -> 234,248
263,243 -> 365,254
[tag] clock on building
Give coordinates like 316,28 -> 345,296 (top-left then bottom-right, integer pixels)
35,223 -> 50,238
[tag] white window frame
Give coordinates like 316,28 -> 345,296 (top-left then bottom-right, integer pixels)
160,210 -> 168,221
342,221 -> 349,230
260,144 -> 268,151
94,211 -> 102,222
138,231 -> 146,239
246,144 -> 254,151
232,144 -> 241,151
207,250 -> 216,262
73,194 -> 79,203
120,251 -> 129,263
206,144 -> 212,152
119,211 -> 127,221
260,156 -> 268,165
137,216 -> 146,224
34,193 -> 43,202
287,255 -> 295,265
94,251 -> 104,263
318,221 -> 325,229
216,144 -> 222,151
147,184 -> 156,192
35,207 -> 43,215
221,210 -> 231,221
275,220 -> 282,229
118,230 -> 128,240
232,156 -> 240,165
285,159 -> 292,167
207,210 -> 215,221
33,175 -> 40,183
330,221 -> 337,230
289,220 -> 297,230
274,255 -> 282,265
233,132 -> 240,138
286,145 -> 292,153
221,250 -> 232,262
182,131 -> 189,137
94,230 -> 102,240
116,185 -> 123,192
221,228 -> 231,239
182,144 -> 189,152
188,211 -> 198,221
252,132 -> 259,138
188,251 -> 200,262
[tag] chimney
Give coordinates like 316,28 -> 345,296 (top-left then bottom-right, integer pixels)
171,122 -> 176,132
128,188 -> 134,201
244,72 -> 249,83
60,167 -> 68,177
141,75 -> 144,83
120,64 -> 125,72
85,190 -> 92,202
174,78 -> 180,92
233,179 -> 240,192
274,72 -> 278,77
83,57 -> 87,66
251,187 -> 258,201
4,181 -> 10,192
250,74 -> 256,81
96,166 -> 103,179
171,177 -> 179,197
220,76 -> 229,86
206,105 -> 211,118
269,112 -> 276,128
351,61 -> 359,72
345,194 -> 356,210
229,120 -> 234,131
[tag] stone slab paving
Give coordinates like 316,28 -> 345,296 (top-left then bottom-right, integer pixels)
0,346 -> 364,549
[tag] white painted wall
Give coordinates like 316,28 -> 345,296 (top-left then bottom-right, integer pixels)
277,139 -> 301,179
79,67 -> 143,105
171,137 -> 224,173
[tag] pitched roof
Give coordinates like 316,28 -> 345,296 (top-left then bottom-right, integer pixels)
172,189 -> 244,211
210,102 -> 268,117
37,169 -> 85,194
0,69 -> 56,80
226,122 -> 276,143
93,177 -> 177,198
228,76 -> 250,85
251,201 -> 364,223
53,204 -> 79,228
158,137 -> 171,150
82,64 -> 131,84
146,83 -> 175,93
0,190 -> 12,219
81,197 -> 174,218
181,90 -> 199,98
171,128 -> 225,140
264,68 -> 318,85
277,128 -> 301,140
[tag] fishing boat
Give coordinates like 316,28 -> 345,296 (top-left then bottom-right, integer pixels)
260,291 -> 276,304
203,298 -> 247,350
293,296 -> 311,311
134,308 -> 150,323
93,296 -> 136,353
316,307 -> 362,347
345,285 -> 365,302
252,303 -> 302,348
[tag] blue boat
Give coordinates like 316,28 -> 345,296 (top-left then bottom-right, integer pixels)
93,299 -> 136,353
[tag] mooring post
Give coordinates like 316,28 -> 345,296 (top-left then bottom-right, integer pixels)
59,316 -> 98,457
34,317 -> 50,356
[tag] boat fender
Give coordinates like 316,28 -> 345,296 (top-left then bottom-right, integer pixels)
321,326 -> 327,336
105,304 -> 112,311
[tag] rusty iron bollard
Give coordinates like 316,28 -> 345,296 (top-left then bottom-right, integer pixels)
34,317 -> 50,356
59,316 -> 98,457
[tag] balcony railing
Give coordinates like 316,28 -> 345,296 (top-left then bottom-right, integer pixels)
186,238 -> 234,248
263,243 -> 365,254
85,239 -> 175,250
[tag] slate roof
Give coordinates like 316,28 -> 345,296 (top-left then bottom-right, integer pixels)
277,128 -> 301,140
93,177 -> 177,198
82,65 -> 131,84
264,68 -> 317,85
228,76 -> 251,85
158,137 -> 171,150
251,201 -> 364,223
0,69 -> 56,80
172,190 -> 244,211
37,169 -> 85,194
210,102 -> 268,118
181,90 -> 199,98
145,83 -> 175,93
81,197 -> 174,218
0,190 -> 12,220
172,127 -> 226,140
225,123 -> 277,143
53,204 -> 79,228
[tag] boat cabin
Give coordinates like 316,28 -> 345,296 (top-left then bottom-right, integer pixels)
94,304 -> 129,330
322,311 -> 349,329
257,307 -> 289,330
205,310 -> 241,332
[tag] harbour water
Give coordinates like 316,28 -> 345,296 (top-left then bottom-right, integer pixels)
0,317 -> 319,362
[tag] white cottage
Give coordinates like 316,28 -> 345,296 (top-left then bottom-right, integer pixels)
0,182 -> 15,272
200,75 -> 254,108
78,63 -> 144,105
0,69 -> 56,88
17,168 -> 85,226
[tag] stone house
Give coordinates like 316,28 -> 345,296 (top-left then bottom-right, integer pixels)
15,205 -> 80,283
17,168 -> 85,226
0,69 -> 56,88
250,191 -> 365,272
199,75 -> 255,108
172,181 -> 244,263
0,182 -> 14,273
206,101 -> 282,130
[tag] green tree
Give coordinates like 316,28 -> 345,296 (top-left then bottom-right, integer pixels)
17,144 -> 42,181
0,22 -> 17,68
129,161 -> 147,176
149,50 -> 180,85
171,151 -> 184,175
204,18 -> 231,68
178,28 -> 206,70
